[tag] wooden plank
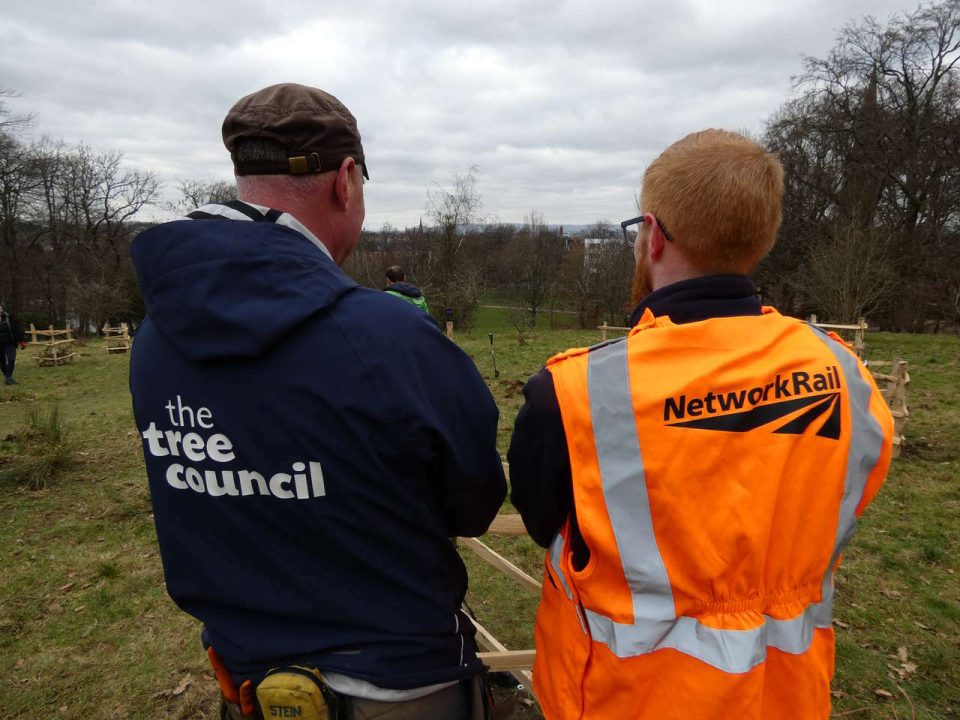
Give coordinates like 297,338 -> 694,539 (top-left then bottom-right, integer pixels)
596,325 -> 631,332
812,323 -> 862,330
36,352 -> 76,366
470,616 -> 534,694
487,514 -> 527,536
477,650 -> 536,670
459,537 -> 541,594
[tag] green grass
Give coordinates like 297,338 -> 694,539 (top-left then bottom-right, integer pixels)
0,326 -> 958,719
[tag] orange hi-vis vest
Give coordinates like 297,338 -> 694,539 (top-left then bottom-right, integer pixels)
534,308 -> 893,720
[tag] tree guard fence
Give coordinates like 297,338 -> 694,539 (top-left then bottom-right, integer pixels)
27,323 -> 76,366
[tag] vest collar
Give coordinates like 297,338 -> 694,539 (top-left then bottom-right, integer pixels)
628,275 -> 761,327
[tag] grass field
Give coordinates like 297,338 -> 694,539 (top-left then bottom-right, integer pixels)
0,323 -> 957,719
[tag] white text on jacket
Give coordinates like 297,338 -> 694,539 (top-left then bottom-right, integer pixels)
140,396 -> 326,500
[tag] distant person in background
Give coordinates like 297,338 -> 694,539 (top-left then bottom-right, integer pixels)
384,266 -> 431,314
0,304 -> 27,386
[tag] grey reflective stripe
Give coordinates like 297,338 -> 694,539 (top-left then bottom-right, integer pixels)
807,326 -> 886,626
584,609 -> 816,673
549,532 -> 588,633
576,328 -> 885,673
549,533 -> 573,599
585,591 -> 826,673
587,340 -> 675,622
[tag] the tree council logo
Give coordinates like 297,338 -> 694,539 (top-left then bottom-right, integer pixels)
140,395 -> 326,500
663,366 -> 843,439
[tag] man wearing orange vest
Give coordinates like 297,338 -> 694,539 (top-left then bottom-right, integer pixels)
508,129 -> 893,720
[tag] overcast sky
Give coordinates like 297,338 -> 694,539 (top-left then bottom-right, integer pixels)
1,0 -> 918,229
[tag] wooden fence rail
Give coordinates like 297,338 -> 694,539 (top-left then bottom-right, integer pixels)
808,315 -> 868,359
597,321 -> 631,341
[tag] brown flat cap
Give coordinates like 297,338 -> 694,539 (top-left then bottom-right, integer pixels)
223,83 -> 369,179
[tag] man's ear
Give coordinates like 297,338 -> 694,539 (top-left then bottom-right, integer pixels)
332,157 -> 356,209
648,213 -> 667,261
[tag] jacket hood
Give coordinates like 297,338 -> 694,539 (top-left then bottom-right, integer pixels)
132,218 -> 356,360
385,282 -> 423,299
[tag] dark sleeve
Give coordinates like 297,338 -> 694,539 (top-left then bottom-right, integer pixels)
507,368 -> 573,548
414,324 -> 507,538
11,317 -> 25,343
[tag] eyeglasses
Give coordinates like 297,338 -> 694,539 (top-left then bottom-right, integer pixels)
620,214 -> 674,247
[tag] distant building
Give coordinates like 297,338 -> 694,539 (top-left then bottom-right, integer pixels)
583,237 -> 620,272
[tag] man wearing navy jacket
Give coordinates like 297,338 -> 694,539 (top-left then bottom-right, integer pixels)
129,84 -> 505,720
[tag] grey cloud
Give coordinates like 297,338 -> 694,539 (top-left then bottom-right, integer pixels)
1,0 -> 917,228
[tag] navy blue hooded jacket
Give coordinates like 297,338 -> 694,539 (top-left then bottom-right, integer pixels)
129,204 -> 506,688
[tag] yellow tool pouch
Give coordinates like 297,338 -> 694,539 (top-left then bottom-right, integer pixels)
255,665 -> 337,720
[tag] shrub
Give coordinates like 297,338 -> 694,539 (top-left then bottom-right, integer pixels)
0,406 -> 78,490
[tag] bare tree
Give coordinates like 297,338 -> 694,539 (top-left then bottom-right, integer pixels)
0,132 -> 42,310
425,166 -> 485,327
570,219 -> 635,325
585,219 -> 616,240
11,142 -> 161,328
589,239 -> 635,325
508,210 -> 565,327
175,178 -> 236,212
508,305 -> 531,345
426,165 -> 482,274
802,221 -> 897,322
763,0 -> 960,329
0,87 -> 35,136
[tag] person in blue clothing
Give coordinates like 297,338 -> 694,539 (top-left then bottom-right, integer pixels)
0,304 -> 27,386
128,83 -> 506,720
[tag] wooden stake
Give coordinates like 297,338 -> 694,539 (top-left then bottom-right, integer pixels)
854,316 -> 866,359
489,333 -> 499,379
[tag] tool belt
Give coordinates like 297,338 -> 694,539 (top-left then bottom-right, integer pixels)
219,664 -> 337,720
210,647 -> 504,720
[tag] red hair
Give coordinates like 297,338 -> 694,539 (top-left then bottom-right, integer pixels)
640,129 -> 783,274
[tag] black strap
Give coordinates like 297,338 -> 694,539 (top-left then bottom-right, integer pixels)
189,203 -> 286,225
224,200 -> 271,222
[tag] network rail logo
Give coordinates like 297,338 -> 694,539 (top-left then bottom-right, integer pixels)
663,366 -> 843,440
